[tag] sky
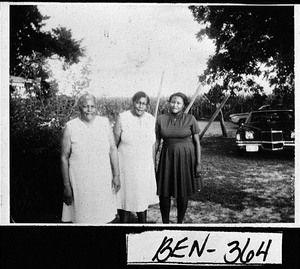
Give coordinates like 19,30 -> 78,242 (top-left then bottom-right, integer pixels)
37,3 -> 215,98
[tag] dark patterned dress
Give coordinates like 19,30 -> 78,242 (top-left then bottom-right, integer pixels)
156,112 -> 200,198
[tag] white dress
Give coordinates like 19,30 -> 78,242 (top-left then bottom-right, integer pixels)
61,117 -> 117,224
116,110 -> 159,212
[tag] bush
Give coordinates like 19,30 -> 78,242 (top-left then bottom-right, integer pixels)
10,94 -> 75,222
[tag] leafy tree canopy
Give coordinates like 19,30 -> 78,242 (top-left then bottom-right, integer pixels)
189,5 -> 294,103
10,5 -> 85,78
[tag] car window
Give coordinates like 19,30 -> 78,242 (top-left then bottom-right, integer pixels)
277,111 -> 294,121
249,113 -> 265,122
249,111 -> 294,123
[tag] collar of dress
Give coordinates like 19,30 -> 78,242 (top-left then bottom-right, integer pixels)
169,111 -> 184,119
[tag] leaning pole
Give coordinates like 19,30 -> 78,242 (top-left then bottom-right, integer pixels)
199,94 -> 230,140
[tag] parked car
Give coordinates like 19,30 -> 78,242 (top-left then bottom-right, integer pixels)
229,112 -> 249,125
235,109 -> 295,155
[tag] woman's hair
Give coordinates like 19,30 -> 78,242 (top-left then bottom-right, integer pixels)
77,93 -> 97,108
132,91 -> 150,105
168,92 -> 189,107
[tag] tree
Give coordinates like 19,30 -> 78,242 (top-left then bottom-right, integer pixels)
9,5 -> 86,222
10,5 -> 85,78
10,5 -> 85,101
69,57 -> 93,98
189,5 -> 294,105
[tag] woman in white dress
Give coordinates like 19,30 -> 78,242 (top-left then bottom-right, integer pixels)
113,91 -> 159,223
60,93 -> 120,224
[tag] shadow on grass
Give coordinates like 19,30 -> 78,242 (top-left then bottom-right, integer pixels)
190,180 -> 264,212
192,136 -> 294,221
190,180 -> 294,222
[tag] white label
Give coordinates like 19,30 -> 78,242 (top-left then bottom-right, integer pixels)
127,230 -> 282,265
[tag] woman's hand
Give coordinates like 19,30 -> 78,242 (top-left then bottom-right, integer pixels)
63,185 -> 73,206
112,175 -> 121,193
196,163 -> 201,176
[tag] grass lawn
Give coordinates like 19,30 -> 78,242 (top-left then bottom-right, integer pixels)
23,121 -> 295,224
146,121 -> 295,224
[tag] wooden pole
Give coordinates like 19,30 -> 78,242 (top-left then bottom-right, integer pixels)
199,94 -> 230,140
219,108 -> 228,137
154,71 -> 164,121
184,84 -> 202,114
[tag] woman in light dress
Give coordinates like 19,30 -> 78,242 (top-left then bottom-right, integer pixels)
113,91 -> 159,223
60,93 -> 120,224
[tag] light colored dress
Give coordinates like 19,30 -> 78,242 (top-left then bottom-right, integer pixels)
61,116 -> 117,224
116,110 -> 159,212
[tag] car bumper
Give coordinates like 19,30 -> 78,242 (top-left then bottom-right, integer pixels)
236,140 -> 295,151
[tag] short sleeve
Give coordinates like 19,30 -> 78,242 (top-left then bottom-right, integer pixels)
65,119 -> 78,143
191,115 -> 201,134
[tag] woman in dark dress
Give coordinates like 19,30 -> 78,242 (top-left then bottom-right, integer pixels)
155,92 -> 201,223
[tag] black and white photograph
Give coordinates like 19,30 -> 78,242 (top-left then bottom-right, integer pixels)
1,2 -> 299,268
